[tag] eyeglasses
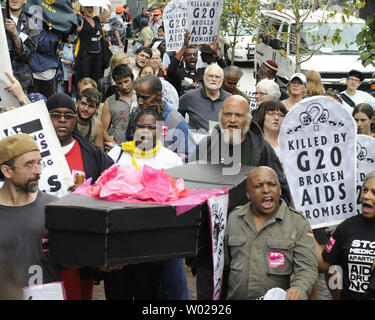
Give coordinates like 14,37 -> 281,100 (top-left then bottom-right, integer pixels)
254,91 -> 268,96
266,111 -> 285,118
136,124 -> 157,130
49,112 -> 76,120
154,14 -> 159,16
347,77 -> 360,83
12,161 -> 46,173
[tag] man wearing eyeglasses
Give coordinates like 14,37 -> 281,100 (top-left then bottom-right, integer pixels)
0,133 -> 61,287
179,64 -> 231,132
46,92 -> 114,300
340,69 -> 375,115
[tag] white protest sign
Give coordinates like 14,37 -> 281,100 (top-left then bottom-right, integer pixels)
279,96 -> 357,229
0,8 -> 21,108
355,135 -> 375,215
23,282 -> 66,300
0,101 -> 73,197
207,191 -> 228,300
187,0 -> 223,45
163,0 -> 188,51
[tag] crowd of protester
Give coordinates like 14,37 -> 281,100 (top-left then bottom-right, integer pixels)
0,0 -> 375,301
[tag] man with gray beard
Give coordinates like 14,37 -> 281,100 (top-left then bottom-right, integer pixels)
179,64 -> 231,132
0,134 -> 60,286
189,95 -> 291,299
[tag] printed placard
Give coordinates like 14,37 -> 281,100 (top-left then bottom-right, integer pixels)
163,0 -> 188,51
207,191 -> 228,300
279,96 -> 357,229
187,0 -> 223,45
0,101 -> 73,197
355,134 -> 375,215
23,281 -> 66,300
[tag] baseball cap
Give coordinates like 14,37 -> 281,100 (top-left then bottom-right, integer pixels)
27,93 -> 47,104
141,18 -> 149,26
0,134 -> 39,166
289,73 -> 307,85
153,9 -> 162,15
116,5 -> 124,13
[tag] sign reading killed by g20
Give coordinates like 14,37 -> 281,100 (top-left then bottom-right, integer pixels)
163,0 -> 188,51
0,101 -> 73,197
187,0 -> 223,45
279,96 -> 357,229
355,135 -> 375,215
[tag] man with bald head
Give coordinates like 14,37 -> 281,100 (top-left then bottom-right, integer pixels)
189,95 -> 291,300
223,166 -> 317,300
191,95 -> 289,200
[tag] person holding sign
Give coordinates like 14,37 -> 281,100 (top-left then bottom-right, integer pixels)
0,134 -> 61,287
316,170 -> 375,300
3,0 -> 39,93
223,166 -> 318,300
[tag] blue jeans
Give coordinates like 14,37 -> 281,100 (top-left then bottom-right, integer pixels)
161,259 -> 189,300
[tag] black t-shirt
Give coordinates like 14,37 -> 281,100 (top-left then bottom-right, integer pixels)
0,191 -> 61,286
79,16 -> 102,52
322,214 -> 375,300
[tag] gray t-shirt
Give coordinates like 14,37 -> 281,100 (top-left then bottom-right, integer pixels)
179,87 -> 231,132
0,191 -> 60,286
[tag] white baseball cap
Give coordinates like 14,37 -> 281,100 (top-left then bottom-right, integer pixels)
289,73 -> 307,85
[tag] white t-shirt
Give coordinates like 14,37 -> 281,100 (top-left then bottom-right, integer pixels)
340,90 -> 375,116
108,144 -> 183,170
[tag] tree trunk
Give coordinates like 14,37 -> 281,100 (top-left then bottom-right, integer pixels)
295,16 -> 301,73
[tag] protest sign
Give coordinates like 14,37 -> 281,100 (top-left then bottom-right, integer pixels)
23,282 -> 66,300
207,191 -> 228,300
279,96 -> 357,229
0,8 -> 21,108
355,134 -> 375,215
163,0 -> 188,51
24,0 -> 79,33
187,0 -> 223,45
0,101 -> 73,197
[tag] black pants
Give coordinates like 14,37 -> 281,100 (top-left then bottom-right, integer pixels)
32,78 -> 56,99
76,51 -> 102,85
103,261 -> 163,300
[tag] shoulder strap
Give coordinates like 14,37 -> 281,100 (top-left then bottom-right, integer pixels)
339,93 -> 356,108
116,149 -> 124,164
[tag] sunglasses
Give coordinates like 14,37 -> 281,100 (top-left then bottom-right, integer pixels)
49,112 -> 76,120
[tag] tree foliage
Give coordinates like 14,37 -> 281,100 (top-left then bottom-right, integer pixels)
254,0 -> 365,72
219,0 -> 257,65
356,10 -> 375,67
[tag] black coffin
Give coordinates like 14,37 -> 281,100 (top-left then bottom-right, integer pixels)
45,195 -> 202,267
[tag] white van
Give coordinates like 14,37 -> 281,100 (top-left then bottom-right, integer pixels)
254,10 -> 375,90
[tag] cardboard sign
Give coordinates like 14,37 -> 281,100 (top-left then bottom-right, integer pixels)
207,191 -> 228,300
0,101 -> 74,197
279,96 -> 357,229
163,0 -> 188,51
23,282 -> 66,300
0,9 -> 21,108
355,134 -> 375,215
187,0 -> 223,45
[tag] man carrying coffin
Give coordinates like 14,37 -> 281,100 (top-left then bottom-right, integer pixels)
0,134 -> 60,286
189,95 -> 291,299
223,166 -> 317,299
46,92 -> 114,300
